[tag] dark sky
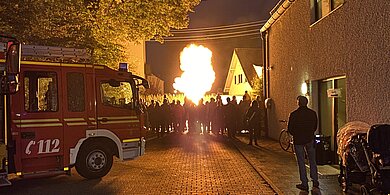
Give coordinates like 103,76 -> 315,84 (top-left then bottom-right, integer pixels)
146,0 -> 279,93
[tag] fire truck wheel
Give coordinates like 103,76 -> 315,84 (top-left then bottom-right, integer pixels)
75,142 -> 113,179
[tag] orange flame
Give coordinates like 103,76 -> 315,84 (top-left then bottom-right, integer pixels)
173,44 -> 215,104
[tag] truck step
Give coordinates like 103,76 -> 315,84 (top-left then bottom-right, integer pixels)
20,170 -> 65,179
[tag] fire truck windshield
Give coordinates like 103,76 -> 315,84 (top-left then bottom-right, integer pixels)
101,81 -> 134,109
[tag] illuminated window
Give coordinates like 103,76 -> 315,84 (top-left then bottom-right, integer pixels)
24,71 -> 58,112
311,0 -> 344,23
101,80 -> 134,109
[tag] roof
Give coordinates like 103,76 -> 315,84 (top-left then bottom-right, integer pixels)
234,48 -> 263,85
223,48 -> 263,93
260,0 -> 295,33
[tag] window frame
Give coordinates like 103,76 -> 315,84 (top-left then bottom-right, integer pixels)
24,71 -> 58,113
66,72 -> 85,112
100,80 -> 135,109
311,0 -> 344,24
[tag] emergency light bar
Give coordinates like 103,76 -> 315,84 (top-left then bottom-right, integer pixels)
119,62 -> 129,72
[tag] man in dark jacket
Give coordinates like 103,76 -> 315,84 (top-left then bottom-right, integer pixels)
245,100 -> 261,145
288,95 -> 319,192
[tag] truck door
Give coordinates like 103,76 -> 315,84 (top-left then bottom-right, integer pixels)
61,67 -> 94,167
95,77 -> 141,143
12,67 -> 64,173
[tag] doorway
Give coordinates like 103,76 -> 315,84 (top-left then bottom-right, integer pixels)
318,76 -> 346,163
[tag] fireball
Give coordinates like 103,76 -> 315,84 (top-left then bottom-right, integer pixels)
173,44 -> 215,104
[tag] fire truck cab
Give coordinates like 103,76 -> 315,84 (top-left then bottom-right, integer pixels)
0,44 -> 149,186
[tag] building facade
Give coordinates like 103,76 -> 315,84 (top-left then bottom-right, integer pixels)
261,0 -> 390,161
123,41 -> 146,78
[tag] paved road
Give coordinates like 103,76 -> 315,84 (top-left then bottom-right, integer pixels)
2,134 -> 277,195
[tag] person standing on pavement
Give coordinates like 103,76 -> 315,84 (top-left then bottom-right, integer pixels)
243,90 -> 251,102
288,95 -> 319,192
160,99 -> 170,136
215,99 -> 224,135
245,100 -> 261,145
239,95 -> 251,133
224,97 -> 237,138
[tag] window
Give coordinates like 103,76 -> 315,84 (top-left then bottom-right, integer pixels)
332,0 -> 343,9
311,0 -> 344,23
24,71 -> 58,112
238,74 -> 243,83
234,75 -> 237,84
67,72 -> 85,112
101,80 -> 134,109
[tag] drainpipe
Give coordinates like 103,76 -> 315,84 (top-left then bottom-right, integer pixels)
261,30 -> 269,137
260,0 -> 295,138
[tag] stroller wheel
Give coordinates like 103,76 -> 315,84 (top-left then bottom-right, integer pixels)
339,176 -> 349,192
338,175 -> 343,184
342,183 -> 348,192
360,185 -> 370,195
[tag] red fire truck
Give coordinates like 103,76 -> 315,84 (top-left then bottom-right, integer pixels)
0,41 -> 149,186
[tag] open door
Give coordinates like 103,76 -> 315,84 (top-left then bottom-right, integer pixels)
319,76 -> 346,163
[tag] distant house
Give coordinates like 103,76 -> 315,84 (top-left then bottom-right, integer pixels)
223,48 -> 263,99
260,0 -> 390,162
145,74 -> 164,95
144,64 -> 164,95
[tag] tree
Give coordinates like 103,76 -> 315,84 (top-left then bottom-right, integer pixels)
0,0 -> 201,68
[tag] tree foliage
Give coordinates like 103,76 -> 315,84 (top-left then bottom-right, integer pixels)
0,0 -> 201,67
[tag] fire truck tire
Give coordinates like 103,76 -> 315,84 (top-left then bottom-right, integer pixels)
75,142 -> 113,179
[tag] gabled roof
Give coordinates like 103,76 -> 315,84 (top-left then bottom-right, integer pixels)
224,48 -> 263,93
234,48 -> 263,85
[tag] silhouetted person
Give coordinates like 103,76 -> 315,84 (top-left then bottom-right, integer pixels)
243,90 -> 251,102
224,97 -> 237,138
245,100 -> 261,145
197,98 -> 206,133
288,95 -> 319,192
207,98 -> 217,133
187,101 -> 197,135
239,95 -> 251,133
160,99 -> 170,136
215,100 -> 224,135
174,100 -> 185,133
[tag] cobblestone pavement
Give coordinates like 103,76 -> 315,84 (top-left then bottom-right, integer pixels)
234,135 -> 363,195
2,133 -> 277,195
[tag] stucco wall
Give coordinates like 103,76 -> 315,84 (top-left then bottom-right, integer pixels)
266,0 -> 390,139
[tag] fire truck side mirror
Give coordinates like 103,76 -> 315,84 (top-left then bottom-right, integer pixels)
6,43 -> 21,74
1,74 -> 19,95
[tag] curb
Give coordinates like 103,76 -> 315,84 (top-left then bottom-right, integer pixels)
230,137 -> 284,195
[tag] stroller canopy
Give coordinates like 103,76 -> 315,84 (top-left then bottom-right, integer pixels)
337,121 -> 370,166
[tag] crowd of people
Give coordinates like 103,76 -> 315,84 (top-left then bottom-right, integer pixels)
143,92 -> 265,144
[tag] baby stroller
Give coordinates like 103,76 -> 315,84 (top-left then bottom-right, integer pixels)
338,131 -> 370,193
361,124 -> 390,194
337,122 -> 390,194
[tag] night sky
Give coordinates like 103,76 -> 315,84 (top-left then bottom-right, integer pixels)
146,0 -> 279,93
